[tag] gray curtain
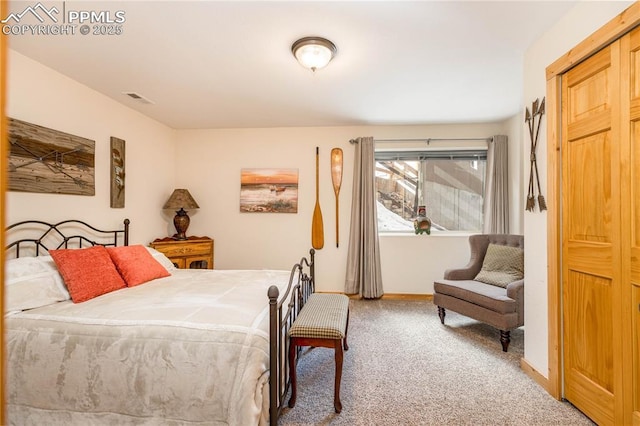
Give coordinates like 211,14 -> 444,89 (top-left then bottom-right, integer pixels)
344,137 -> 384,298
483,135 -> 509,234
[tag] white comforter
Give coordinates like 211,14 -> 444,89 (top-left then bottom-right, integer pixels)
6,268 -> 290,426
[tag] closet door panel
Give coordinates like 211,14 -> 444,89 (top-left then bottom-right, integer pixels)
633,124 -> 640,422
562,42 -> 622,426
627,28 -> 640,425
566,132 -> 612,245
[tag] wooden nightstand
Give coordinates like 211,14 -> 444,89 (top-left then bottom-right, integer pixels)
149,236 -> 214,269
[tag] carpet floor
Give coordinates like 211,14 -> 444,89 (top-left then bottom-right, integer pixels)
278,298 -> 594,426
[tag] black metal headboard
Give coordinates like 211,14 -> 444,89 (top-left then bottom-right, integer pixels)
5,219 -> 130,258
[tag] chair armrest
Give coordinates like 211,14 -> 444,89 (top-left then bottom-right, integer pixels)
444,246 -> 485,280
506,279 -> 525,327
506,279 -> 524,301
444,267 -> 478,281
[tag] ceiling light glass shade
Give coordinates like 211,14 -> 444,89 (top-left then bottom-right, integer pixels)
292,37 -> 337,72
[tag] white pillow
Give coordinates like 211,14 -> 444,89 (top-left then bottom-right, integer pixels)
145,246 -> 176,271
5,256 -> 70,313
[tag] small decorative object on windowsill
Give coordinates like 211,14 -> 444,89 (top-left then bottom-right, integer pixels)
163,189 -> 199,240
414,205 -> 432,235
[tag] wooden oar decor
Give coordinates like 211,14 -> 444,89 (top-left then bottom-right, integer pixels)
330,148 -> 343,248
311,147 -> 324,249
525,97 -> 547,212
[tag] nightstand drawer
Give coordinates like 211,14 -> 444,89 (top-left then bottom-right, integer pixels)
149,236 -> 214,270
159,241 -> 211,257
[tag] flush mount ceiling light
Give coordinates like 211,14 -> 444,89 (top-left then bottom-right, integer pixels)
291,36 -> 337,72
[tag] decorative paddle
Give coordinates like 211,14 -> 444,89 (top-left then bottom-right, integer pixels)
311,147 -> 324,249
330,148 -> 343,248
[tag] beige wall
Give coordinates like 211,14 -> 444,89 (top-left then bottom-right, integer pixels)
522,0 -> 634,379
6,50 -> 176,245
175,121 -> 515,294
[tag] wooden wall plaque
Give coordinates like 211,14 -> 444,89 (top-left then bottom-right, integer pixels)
8,118 -> 95,196
110,136 -> 125,208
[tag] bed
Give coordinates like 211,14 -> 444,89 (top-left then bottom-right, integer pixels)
4,219 -> 314,425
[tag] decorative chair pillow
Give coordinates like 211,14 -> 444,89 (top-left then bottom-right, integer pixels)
50,245 -> 126,303
474,243 -> 524,288
107,245 -> 171,287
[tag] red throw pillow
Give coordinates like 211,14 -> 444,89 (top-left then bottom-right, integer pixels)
107,245 -> 171,287
49,245 -> 126,303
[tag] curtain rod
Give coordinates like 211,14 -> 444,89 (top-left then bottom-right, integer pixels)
349,137 -> 492,144
375,137 -> 491,143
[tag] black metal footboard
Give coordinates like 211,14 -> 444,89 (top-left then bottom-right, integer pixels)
268,248 -> 315,425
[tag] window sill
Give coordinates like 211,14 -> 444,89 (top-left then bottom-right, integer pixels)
378,230 -> 478,238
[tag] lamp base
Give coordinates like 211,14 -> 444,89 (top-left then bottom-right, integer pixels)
173,208 -> 190,240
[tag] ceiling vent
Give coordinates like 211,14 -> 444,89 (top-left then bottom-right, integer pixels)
122,92 -> 154,104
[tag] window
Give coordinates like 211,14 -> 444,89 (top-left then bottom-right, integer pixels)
375,149 -> 487,233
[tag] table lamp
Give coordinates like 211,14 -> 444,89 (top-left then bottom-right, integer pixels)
163,189 -> 199,240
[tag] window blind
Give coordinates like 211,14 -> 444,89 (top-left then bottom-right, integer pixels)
374,149 -> 487,161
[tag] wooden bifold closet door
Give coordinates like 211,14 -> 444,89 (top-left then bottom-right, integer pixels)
561,27 -> 639,426
626,27 -> 640,426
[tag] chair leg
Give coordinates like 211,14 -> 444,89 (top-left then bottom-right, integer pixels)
333,339 -> 344,413
437,306 -> 446,324
288,339 -> 298,408
500,330 -> 511,352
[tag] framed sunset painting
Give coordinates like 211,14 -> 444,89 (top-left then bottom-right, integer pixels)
240,168 -> 299,213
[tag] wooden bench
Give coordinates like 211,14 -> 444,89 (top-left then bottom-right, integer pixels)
288,293 -> 350,413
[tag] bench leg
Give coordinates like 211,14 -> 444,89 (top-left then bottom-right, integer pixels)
333,339 -> 344,413
343,309 -> 350,351
288,339 -> 298,408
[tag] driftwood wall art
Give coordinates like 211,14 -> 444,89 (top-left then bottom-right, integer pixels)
110,137 -> 126,208
8,118 -> 95,196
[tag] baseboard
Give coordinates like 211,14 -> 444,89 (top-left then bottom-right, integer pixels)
520,357 -> 551,394
382,293 -> 433,300
344,293 -> 433,300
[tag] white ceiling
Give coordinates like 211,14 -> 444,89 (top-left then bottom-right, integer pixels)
7,1 -> 577,129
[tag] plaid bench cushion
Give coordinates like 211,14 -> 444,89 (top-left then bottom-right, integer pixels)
289,293 -> 349,340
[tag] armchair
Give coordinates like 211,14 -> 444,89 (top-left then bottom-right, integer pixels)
433,234 -> 524,352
